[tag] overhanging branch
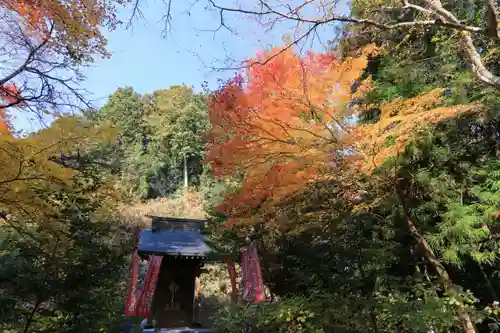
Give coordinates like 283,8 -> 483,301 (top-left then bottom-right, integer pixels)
203,0 -> 500,88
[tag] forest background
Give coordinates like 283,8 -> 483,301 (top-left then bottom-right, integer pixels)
0,0 -> 499,333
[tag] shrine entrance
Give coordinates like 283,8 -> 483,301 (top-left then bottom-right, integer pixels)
153,256 -> 200,328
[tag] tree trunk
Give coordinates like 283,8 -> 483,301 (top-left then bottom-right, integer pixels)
396,187 -> 476,333
184,154 -> 188,189
23,300 -> 40,333
478,262 -> 498,300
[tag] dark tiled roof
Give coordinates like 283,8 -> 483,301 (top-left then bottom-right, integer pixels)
138,227 -> 212,257
147,216 -> 207,233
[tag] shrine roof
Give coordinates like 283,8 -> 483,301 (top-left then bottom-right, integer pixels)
137,216 -> 213,257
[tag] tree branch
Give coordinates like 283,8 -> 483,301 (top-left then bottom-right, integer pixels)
0,25 -> 53,86
204,0 -> 500,88
484,0 -> 500,39
0,18 -> 90,115
209,0 -> 486,36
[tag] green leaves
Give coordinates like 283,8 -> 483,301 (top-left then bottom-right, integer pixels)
424,158 -> 500,267
0,161 -> 134,333
92,85 -> 209,199
147,86 -> 209,161
214,296 -> 324,333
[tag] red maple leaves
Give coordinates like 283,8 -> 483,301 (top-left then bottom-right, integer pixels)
0,83 -> 22,134
205,46 -> 375,225
0,83 -> 22,105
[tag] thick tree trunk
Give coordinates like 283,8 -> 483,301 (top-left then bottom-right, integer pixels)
396,188 -> 477,333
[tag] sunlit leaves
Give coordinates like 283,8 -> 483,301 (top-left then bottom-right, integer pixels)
0,116 -> 117,219
206,45 -> 377,225
2,0 -> 126,59
354,88 -> 481,172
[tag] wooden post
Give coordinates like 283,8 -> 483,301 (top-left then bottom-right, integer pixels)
226,259 -> 238,303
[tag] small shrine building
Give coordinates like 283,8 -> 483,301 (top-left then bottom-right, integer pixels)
136,216 -> 213,330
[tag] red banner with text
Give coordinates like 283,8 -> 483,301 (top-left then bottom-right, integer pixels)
251,243 -> 265,302
136,255 -> 163,317
241,243 -> 265,302
124,250 -> 140,316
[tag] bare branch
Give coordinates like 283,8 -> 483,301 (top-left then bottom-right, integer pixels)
460,33 -> 500,87
0,35 -> 50,86
0,16 -> 91,116
236,23 -> 320,70
161,0 -> 174,36
198,0 -> 500,88
126,0 -> 142,29
417,0 -> 500,87
209,0 -> 486,36
400,0 -> 432,14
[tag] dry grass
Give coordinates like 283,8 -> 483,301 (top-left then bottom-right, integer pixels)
117,189 -> 206,227
200,263 -> 238,299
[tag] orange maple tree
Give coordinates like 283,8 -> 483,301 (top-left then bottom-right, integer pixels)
205,45 -> 377,225
6,0 -> 46,32
205,45 -> 483,226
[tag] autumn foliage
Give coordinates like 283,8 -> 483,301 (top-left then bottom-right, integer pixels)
353,88 -> 480,171
0,110 -> 10,135
0,84 -> 19,134
1,0 -> 127,60
0,0 -> 128,121
205,45 -> 483,225
6,0 -> 46,33
205,46 -> 377,225
0,116 -> 119,227
0,83 -> 24,109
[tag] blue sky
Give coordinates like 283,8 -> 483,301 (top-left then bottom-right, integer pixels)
12,0 -> 348,132
83,0 -> 286,99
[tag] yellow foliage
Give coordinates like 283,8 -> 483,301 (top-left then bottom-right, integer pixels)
353,89 -> 481,171
0,116 -> 117,220
118,190 -> 205,226
2,0 -> 127,60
